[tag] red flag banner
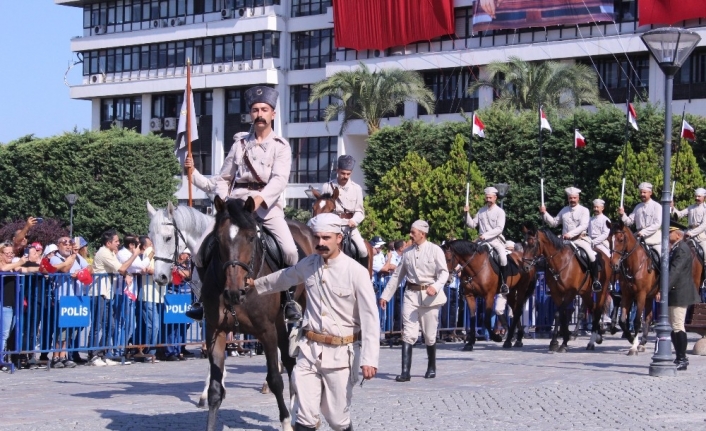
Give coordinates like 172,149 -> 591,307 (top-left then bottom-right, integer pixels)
472,0 -> 614,32
472,113 -> 485,138
540,108 -> 552,132
575,130 -> 586,148
682,120 -> 696,141
628,104 -> 639,131
332,0 -> 455,51
639,0 -> 706,26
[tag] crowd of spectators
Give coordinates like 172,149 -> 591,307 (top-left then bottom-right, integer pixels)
0,217 -> 198,372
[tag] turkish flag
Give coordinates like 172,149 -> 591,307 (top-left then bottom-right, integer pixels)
575,130 -> 586,148
472,113 -> 485,138
682,120 -> 696,141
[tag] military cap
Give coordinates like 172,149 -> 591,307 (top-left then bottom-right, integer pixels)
593,199 -> 605,206
695,188 -> 706,196
484,187 -> 498,195
565,187 -> 581,196
638,182 -> 653,191
337,155 -> 356,171
245,86 -> 278,110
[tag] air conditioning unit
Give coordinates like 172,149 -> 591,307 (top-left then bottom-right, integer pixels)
93,25 -> 106,35
217,64 -> 225,72
163,117 -> 177,130
238,8 -> 250,17
89,74 -> 104,84
153,19 -> 168,28
373,49 -> 385,58
221,9 -> 232,18
170,17 -> 185,26
389,46 -> 408,56
237,63 -> 251,71
149,118 -> 163,131
240,114 -> 252,123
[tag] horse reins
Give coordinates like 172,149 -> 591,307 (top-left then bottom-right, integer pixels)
154,218 -> 191,269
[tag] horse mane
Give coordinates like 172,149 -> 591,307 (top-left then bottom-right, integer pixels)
218,199 -> 257,231
172,205 -> 213,234
317,191 -> 335,200
446,239 -> 484,255
539,227 -> 565,249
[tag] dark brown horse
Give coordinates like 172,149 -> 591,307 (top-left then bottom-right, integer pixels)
309,187 -> 373,276
442,240 -> 537,350
607,220 -> 702,355
522,225 -> 612,352
201,196 -> 315,431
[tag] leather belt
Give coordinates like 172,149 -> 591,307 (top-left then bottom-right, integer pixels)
406,282 -> 428,291
339,212 -> 355,220
304,330 -> 360,346
233,182 -> 267,191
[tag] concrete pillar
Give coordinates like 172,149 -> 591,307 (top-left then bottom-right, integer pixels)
141,93 -> 152,135
211,88 -> 225,171
91,98 -> 101,131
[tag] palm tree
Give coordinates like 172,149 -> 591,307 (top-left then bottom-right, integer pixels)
309,62 -> 435,135
468,56 -> 600,112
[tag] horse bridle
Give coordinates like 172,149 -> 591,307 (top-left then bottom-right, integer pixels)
609,229 -> 643,281
154,219 -> 190,268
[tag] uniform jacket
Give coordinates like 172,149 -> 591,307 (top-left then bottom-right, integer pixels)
465,204 -> 505,241
588,213 -> 611,247
674,203 -> 706,239
543,204 -> 590,238
321,180 -> 365,226
380,241 -> 449,307
192,130 -> 291,220
255,253 -> 380,370
621,199 -> 662,241
667,239 -> 701,307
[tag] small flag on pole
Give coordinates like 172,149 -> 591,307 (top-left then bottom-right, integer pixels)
681,119 -> 696,141
472,113 -> 485,138
540,108 -> 552,132
628,103 -> 639,131
574,130 -> 586,148
176,89 -> 199,151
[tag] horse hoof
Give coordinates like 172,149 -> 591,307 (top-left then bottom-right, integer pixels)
261,382 -> 270,394
503,340 -> 512,349
586,343 -> 595,351
513,341 -> 523,348
557,346 -> 568,353
491,333 -> 503,343
197,398 -> 206,409
637,345 -> 646,353
595,335 -> 603,345
549,343 -> 559,352
627,349 -> 637,356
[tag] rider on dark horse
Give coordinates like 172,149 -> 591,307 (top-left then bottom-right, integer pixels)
464,186 -> 510,294
183,85 -> 301,321
320,155 -> 368,267
540,187 -> 602,292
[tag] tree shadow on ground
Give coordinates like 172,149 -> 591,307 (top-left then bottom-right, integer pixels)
96,408 -> 279,431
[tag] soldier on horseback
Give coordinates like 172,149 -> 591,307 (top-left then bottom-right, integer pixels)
672,187 -> 706,264
183,85 -> 301,321
588,198 -> 611,257
540,187 -> 602,292
320,155 -> 368,267
619,182 -> 662,257
464,186 -> 509,294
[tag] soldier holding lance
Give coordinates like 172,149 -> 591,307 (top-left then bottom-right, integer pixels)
619,182 -> 663,257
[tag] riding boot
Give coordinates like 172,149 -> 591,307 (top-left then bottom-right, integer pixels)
284,288 -> 302,322
589,260 -> 602,292
499,264 -> 509,295
395,342 -> 412,382
424,344 -> 436,379
293,423 -> 316,431
185,302 -> 204,321
677,331 -> 689,370
671,331 -> 679,364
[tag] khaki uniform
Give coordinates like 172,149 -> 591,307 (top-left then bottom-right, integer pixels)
255,253 -> 380,430
192,130 -> 297,266
674,203 -> 706,261
621,199 -> 662,256
466,204 -> 506,266
543,205 -> 595,261
380,241 -> 449,346
588,213 -> 611,257
321,180 -> 367,258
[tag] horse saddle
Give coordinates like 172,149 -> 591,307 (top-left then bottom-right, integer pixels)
688,238 -> 705,265
638,240 -> 660,274
566,242 -> 590,271
487,248 -> 521,277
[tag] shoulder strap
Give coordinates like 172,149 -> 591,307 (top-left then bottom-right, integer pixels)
229,138 -> 265,194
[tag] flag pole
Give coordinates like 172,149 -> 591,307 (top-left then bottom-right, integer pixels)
464,113 -> 474,240
539,103 -> 544,208
572,113 -> 577,187
672,104 -> 686,213
620,87 -> 631,209
186,58 -> 193,207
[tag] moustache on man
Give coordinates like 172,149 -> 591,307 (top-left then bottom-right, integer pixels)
315,245 -> 330,252
254,116 -> 267,124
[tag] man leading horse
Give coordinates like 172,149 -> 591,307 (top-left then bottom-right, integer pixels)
183,85 -> 300,321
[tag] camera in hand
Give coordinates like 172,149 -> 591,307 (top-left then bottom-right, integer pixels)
35,217 -> 44,224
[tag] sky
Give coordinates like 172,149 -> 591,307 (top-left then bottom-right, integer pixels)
0,2 -> 90,143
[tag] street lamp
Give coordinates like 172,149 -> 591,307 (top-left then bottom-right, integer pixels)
304,186 -> 316,200
494,183 -> 510,209
65,193 -> 78,238
641,27 -> 701,377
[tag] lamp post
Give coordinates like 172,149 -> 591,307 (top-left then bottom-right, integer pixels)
494,183 -> 510,209
65,193 -> 78,238
640,27 -> 701,377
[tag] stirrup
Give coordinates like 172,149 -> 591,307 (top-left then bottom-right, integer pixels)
591,281 -> 602,293
499,283 -> 509,295
284,300 -> 302,323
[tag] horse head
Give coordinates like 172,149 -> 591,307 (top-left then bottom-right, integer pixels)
521,223 -> 540,271
606,219 -> 631,271
214,195 -> 260,307
148,200 -> 183,286
310,186 -> 338,216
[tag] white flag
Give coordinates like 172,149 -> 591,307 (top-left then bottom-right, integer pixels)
176,89 -> 199,150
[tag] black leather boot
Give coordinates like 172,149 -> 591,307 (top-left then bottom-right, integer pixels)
499,264 -> 509,295
424,344 -> 436,379
294,423 -> 316,431
395,342 -> 412,382
671,331 -> 678,364
185,303 -> 204,320
677,331 -> 689,371
590,260 -> 601,292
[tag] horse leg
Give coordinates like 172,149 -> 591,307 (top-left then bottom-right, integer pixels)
619,292 -> 634,345
628,293 -> 645,356
586,293 -> 604,351
261,328 -> 292,431
549,311 -> 560,352
486,294 -> 502,343
463,296 -> 477,351
206,328 -> 227,431
638,300 -> 653,353
610,293 -> 622,335
506,292 -> 525,349
557,304 -> 571,353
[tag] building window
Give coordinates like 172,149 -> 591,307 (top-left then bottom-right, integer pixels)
290,136 -> 337,184
291,0 -> 331,17
100,97 -> 142,131
291,29 -> 334,70
290,85 -> 331,123
454,7 -> 473,40
674,49 -> 706,100
420,67 -> 480,115
224,87 -> 258,154
581,55 -> 648,103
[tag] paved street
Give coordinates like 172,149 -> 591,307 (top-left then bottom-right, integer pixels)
2,334 -> 706,431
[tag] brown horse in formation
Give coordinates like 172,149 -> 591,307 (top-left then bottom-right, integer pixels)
607,220 -> 702,355
442,240 -> 537,351
522,225 -> 612,352
309,187 -> 373,276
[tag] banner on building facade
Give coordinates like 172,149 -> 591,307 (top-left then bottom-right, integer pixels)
472,0 -> 614,32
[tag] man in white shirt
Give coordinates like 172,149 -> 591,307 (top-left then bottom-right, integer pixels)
370,236 -> 386,274
619,182 -> 663,257
672,187 -> 706,261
